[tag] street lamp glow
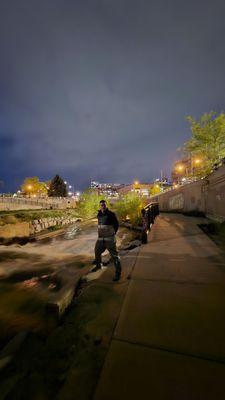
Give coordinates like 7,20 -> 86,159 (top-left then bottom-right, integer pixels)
134,180 -> 139,185
69,185 -> 72,189
64,181 -> 67,185
27,185 -> 32,190
194,158 -> 201,164
177,164 -> 184,172
76,192 -> 80,196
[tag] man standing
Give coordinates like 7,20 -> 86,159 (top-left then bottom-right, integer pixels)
92,200 -> 121,281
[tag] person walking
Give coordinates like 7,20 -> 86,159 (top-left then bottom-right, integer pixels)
91,199 -> 122,281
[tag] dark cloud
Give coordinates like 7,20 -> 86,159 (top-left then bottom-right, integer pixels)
0,0 -> 225,191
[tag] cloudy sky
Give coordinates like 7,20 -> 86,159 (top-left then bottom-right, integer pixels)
0,0 -> 225,191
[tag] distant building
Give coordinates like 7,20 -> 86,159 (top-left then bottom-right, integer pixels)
90,181 -> 125,197
117,182 -> 154,197
154,178 -> 172,191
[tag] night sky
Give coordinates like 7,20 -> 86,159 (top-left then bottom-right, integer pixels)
0,0 -> 225,192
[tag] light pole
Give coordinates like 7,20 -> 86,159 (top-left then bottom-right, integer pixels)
176,164 -> 185,184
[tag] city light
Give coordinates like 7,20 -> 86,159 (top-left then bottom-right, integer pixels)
134,180 -> 139,185
176,164 -> 184,172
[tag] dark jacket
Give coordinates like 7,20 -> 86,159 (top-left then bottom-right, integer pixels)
97,209 -> 119,238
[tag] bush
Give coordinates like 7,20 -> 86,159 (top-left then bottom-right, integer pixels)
77,190 -> 107,219
113,192 -> 146,225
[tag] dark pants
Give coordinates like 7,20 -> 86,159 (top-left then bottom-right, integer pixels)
95,237 -> 121,273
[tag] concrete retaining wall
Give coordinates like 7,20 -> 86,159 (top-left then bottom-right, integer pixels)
0,197 -> 77,210
151,165 -> 225,221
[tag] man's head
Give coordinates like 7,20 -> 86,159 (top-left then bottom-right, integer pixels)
100,199 -> 107,212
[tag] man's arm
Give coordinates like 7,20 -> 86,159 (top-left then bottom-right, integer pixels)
111,212 -> 119,233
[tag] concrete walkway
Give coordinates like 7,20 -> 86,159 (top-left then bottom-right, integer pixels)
94,214 -> 225,400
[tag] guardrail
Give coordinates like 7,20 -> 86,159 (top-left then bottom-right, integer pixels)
140,202 -> 159,244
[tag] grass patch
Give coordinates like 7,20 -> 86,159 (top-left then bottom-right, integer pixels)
47,225 -> 62,232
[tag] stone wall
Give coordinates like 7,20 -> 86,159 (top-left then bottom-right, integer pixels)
0,216 -> 80,240
150,164 -> 225,221
29,216 -> 80,235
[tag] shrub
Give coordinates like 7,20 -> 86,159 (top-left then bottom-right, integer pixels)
113,192 -> 146,225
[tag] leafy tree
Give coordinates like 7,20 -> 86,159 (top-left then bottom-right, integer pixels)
113,192 -> 146,225
48,175 -> 67,197
150,184 -> 162,196
21,177 -> 48,196
184,112 -> 225,177
77,189 -> 104,218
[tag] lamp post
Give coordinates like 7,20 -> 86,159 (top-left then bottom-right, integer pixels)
27,185 -> 33,198
191,157 -> 202,178
176,164 -> 185,184
133,180 -> 139,195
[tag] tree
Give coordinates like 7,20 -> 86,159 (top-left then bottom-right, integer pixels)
150,184 -> 162,196
183,112 -> 225,177
48,175 -> 67,197
21,177 -> 48,196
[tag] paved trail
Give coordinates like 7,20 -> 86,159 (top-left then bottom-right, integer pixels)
94,213 -> 225,400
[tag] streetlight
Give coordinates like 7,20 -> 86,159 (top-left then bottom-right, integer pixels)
176,164 -> 184,172
26,185 -> 33,197
175,164 -> 185,184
